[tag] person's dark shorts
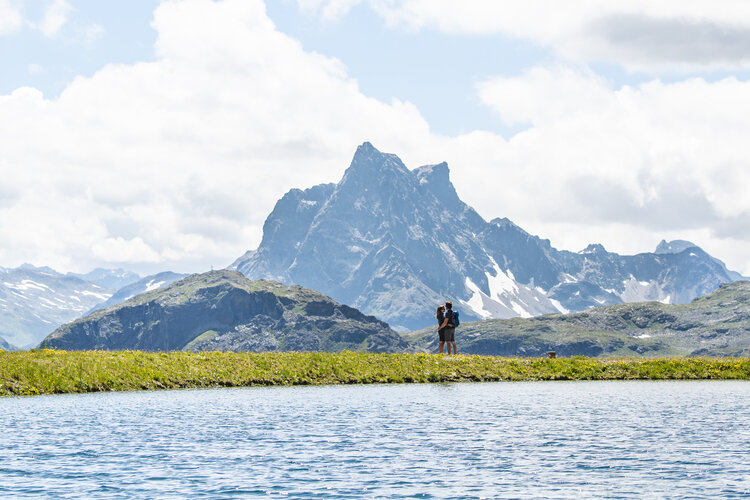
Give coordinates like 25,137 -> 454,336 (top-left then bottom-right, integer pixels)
443,327 -> 455,342
438,328 -> 446,342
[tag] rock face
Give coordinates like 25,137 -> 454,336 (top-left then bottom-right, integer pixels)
404,281 -> 750,357
41,270 -> 407,353
231,142 -> 743,331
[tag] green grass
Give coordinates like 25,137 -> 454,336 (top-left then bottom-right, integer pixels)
2,350 -> 749,397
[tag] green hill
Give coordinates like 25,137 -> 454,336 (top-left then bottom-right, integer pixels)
404,281 -> 750,357
41,270 -> 407,353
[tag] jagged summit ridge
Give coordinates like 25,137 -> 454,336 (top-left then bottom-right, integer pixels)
232,143 -> 742,331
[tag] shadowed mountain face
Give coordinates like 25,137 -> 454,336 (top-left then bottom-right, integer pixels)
231,142 -> 743,331
41,270 -> 406,353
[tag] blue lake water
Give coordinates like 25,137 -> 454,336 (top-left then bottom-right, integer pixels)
1,381 -> 749,498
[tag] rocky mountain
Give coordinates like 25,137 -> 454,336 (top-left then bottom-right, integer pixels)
0,264 -> 114,348
41,270 -> 407,353
0,335 -> 17,351
87,271 -> 188,314
231,142 -> 743,331
404,281 -> 750,357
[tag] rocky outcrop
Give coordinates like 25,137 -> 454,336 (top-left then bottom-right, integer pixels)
41,270 -> 406,353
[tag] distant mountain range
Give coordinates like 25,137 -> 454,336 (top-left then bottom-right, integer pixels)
41,270 -> 406,353
3,142 -> 746,349
87,271 -> 188,314
0,335 -> 17,351
232,142 -> 745,331
0,265 -> 182,347
41,272 -> 750,357
404,280 -> 750,357
0,264 -> 115,348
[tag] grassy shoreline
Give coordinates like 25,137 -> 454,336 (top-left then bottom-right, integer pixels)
1,350 -> 749,396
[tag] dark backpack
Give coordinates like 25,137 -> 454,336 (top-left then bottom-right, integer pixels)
447,309 -> 460,327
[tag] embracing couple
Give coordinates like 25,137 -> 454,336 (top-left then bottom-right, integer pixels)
436,301 -> 458,354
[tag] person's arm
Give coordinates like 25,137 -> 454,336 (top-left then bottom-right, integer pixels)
440,316 -> 450,329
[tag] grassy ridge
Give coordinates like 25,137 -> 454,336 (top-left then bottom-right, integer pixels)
1,350 -> 749,396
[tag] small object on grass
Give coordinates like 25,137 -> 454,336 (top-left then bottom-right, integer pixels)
547,351 -> 557,359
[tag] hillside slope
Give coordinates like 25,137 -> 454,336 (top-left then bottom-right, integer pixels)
41,270 -> 406,353
404,281 -> 750,357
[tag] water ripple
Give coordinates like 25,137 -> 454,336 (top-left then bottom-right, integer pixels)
1,381 -> 749,498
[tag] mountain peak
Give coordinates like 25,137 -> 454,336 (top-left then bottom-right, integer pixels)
414,162 -> 449,182
414,161 -> 463,209
351,141 -> 389,165
19,263 -> 59,274
231,143 -> 741,330
655,240 -> 699,255
490,217 -> 522,230
339,142 -> 411,193
580,243 -> 606,254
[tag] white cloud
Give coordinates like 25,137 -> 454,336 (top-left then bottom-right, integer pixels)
0,0 -> 433,275
0,0 -> 22,34
297,0 -> 362,20
1,0 -> 749,279
91,237 -> 162,263
451,67 -> 750,273
33,0 -> 73,38
303,0 -> 750,72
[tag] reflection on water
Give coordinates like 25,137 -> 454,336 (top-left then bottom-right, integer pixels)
2,381 -> 749,498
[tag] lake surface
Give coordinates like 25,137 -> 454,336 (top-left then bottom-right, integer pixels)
2,381 -> 749,498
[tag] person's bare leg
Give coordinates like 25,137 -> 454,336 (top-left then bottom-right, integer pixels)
439,341 -> 445,354
451,341 -> 457,355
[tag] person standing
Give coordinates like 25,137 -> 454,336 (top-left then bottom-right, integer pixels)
436,305 -> 446,354
440,301 -> 457,355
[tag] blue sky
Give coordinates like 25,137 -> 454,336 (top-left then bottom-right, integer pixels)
2,0 -> 750,276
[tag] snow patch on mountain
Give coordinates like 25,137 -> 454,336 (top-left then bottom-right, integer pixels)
620,277 -> 670,303
145,280 -> 167,292
1,265 -> 117,347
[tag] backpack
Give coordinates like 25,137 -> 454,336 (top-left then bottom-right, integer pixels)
447,309 -> 460,327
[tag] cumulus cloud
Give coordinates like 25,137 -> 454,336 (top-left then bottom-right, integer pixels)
1,0 -> 749,278
32,0 -> 73,38
0,0 -> 434,274
0,0 -> 22,34
462,67 -> 750,271
300,0 -> 750,72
